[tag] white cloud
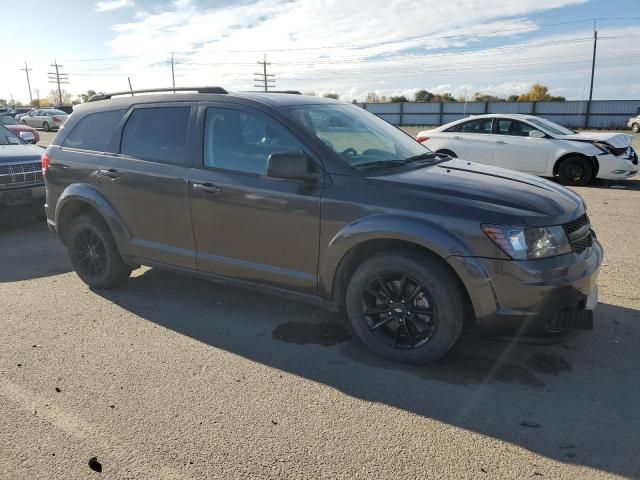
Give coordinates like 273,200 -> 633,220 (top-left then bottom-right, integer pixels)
95,0 -> 134,12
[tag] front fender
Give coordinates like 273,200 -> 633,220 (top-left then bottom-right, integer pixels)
319,214 -> 476,297
55,183 -> 131,250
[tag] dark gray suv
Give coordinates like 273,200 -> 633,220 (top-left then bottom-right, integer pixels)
43,87 -> 602,364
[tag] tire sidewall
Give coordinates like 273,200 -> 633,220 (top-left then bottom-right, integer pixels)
633,123 -> 640,133
66,215 -> 122,288
558,157 -> 593,186
43,122 -> 50,131
346,253 -> 463,364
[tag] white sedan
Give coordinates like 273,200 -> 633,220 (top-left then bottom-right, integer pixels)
416,114 -> 638,185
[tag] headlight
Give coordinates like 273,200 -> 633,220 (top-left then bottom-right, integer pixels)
482,225 -> 572,260
592,141 -> 615,154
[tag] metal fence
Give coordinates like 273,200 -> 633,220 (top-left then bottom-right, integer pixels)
360,100 -> 640,129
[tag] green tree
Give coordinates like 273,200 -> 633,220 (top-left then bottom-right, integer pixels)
323,93 -> 339,100
434,92 -> 456,102
507,95 -> 519,102
29,99 -> 40,107
79,89 -> 98,103
414,89 -> 434,102
0,99 -> 7,106
390,95 -> 408,103
472,92 -> 503,102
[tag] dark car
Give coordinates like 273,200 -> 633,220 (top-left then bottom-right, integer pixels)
0,124 -> 46,217
43,87 -> 602,364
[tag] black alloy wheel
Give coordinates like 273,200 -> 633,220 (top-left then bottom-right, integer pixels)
362,273 -> 438,349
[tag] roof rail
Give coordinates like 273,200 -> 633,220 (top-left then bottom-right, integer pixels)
241,90 -> 302,95
88,86 -> 228,102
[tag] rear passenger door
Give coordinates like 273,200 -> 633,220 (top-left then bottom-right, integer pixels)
97,104 -> 197,268
445,118 -> 495,165
188,104 -> 322,294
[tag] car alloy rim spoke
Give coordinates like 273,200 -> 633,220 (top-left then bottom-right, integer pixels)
74,228 -> 107,279
362,272 -> 438,350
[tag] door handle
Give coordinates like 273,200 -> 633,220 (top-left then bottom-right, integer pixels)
453,135 -> 461,140
495,140 -> 507,144
193,182 -> 222,195
98,168 -> 121,179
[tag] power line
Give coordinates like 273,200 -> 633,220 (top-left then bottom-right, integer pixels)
254,54 -> 275,92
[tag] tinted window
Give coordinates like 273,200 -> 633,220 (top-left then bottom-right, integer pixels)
62,110 -> 125,152
121,107 -> 191,164
496,119 -> 536,137
203,107 -> 303,175
48,110 -> 67,116
448,118 -> 493,134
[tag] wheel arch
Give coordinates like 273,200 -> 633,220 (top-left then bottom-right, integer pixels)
55,184 -> 131,251
552,152 -> 599,178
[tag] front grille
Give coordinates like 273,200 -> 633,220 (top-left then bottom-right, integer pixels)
564,214 -> 589,235
0,162 -> 43,188
563,214 -> 593,254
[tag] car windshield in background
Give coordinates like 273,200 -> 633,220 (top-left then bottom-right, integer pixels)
0,125 -> 20,145
0,115 -> 18,125
528,117 -> 576,136
286,104 -> 432,169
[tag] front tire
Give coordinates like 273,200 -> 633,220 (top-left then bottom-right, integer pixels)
65,213 -> 131,289
632,123 -> 640,133
346,250 -> 464,365
557,156 -> 593,186
42,121 -> 50,132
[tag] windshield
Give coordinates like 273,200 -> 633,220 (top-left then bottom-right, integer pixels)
528,117 -> 576,135
0,115 -> 18,125
0,125 -> 21,145
48,110 -> 67,115
285,104 -> 430,168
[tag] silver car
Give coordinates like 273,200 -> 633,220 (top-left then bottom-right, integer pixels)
20,109 -> 68,131
628,116 -> 640,133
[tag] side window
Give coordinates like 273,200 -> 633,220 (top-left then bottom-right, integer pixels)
456,118 -> 493,134
121,107 -> 191,164
203,107 -> 304,175
497,119 -> 536,137
62,110 -> 125,152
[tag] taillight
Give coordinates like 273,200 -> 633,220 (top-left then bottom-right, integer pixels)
416,135 -> 429,143
53,116 -> 62,124
41,152 -> 50,175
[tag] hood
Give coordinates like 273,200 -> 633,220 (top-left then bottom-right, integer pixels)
367,159 -> 584,226
0,144 -> 44,164
556,131 -> 632,148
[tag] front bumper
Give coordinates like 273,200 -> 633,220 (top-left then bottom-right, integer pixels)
596,148 -> 639,180
0,185 -> 45,208
449,239 -> 603,337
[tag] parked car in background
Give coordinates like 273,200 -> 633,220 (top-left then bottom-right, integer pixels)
0,115 -> 40,143
44,87 -> 602,365
628,115 -> 640,133
0,106 -> 17,117
16,108 -> 39,122
417,114 -> 638,185
20,109 -> 69,131
0,124 -> 45,218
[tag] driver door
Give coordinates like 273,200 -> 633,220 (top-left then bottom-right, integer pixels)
492,118 -> 550,173
188,104 -> 324,294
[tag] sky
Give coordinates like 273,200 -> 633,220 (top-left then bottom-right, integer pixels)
1,0 -> 640,103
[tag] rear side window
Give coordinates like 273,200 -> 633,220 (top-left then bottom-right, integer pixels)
446,118 -> 493,134
121,107 -> 191,164
62,110 -> 125,152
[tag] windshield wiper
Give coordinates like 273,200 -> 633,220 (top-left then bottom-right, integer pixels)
352,159 -> 404,169
400,152 -> 447,164
352,152 -> 447,170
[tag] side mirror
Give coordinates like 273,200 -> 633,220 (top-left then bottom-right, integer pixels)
19,131 -> 36,144
266,151 -> 318,181
529,130 -> 545,138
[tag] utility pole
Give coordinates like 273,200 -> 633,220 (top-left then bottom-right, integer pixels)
170,52 -> 175,93
588,19 -> 598,102
254,54 -> 275,92
20,61 -> 33,103
48,60 -> 69,106
35,89 -> 40,107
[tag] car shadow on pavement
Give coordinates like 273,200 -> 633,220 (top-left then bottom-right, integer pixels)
97,267 -> 640,479
0,216 -> 71,282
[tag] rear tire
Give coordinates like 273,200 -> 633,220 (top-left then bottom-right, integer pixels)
65,213 -> 131,289
42,121 -> 50,132
557,156 -> 593,186
632,123 -> 640,133
346,250 -> 464,365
